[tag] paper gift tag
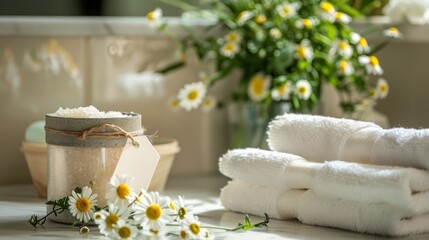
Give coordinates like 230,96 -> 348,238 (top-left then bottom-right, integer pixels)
113,136 -> 160,191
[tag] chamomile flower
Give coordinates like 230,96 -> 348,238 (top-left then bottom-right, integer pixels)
368,88 -> 378,99
319,1 -> 336,22
95,203 -> 130,237
237,11 -> 253,26
295,18 -> 318,29
276,2 -> 299,18
295,39 -> 314,61
174,196 -> 194,220
383,27 -> 402,39
141,227 -> 167,240
350,33 -> 370,54
169,97 -> 181,112
337,60 -> 354,76
202,230 -> 215,240
255,14 -> 267,24
271,81 -> 293,101
248,73 -> 271,102
146,8 -> 163,28
106,174 -> 136,207
224,31 -> 241,43
335,12 -> 352,24
221,42 -> 240,58
335,40 -> 353,59
114,222 -> 138,240
68,186 -> 98,223
181,215 -> 204,239
295,80 -> 312,100
269,28 -> 282,39
355,98 -> 376,113
133,191 -> 174,230
377,78 -> 389,99
201,96 -> 217,112
178,82 -> 207,111
359,55 -> 384,75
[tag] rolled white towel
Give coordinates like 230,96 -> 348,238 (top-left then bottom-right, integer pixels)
221,181 -> 429,236
219,148 -> 429,211
268,113 -> 429,170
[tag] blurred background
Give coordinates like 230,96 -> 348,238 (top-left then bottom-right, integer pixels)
0,0 -> 428,185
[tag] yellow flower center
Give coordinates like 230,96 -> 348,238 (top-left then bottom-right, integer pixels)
180,230 -> 187,239
150,228 -> 159,235
303,19 -> 312,28
178,207 -> 187,219
339,61 -> 348,71
238,11 -> 248,20
190,223 -> 200,235
146,204 -> 162,220
339,41 -> 349,50
116,184 -> 130,199
227,33 -> 238,42
106,213 -> 119,229
250,76 -> 266,96
296,46 -> 306,58
170,99 -> 180,108
118,226 -> 131,239
277,84 -> 287,94
255,15 -> 267,24
335,12 -> 343,20
94,213 -> 102,220
368,88 -> 377,98
76,198 -> 90,213
379,83 -> 388,93
203,99 -> 212,107
187,90 -> 199,100
369,56 -> 379,66
298,86 -> 307,95
389,27 -> 399,34
170,201 -> 176,210
320,2 -> 334,12
147,11 -> 156,21
282,6 -> 291,15
358,37 -> 368,47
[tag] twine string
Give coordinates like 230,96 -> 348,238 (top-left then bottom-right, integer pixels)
45,123 -> 144,146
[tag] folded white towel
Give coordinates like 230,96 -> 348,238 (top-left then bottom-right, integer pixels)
268,113 -> 429,170
221,180 -> 429,236
219,148 -> 429,212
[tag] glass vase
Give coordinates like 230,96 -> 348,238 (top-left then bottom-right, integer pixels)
227,101 -> 291,149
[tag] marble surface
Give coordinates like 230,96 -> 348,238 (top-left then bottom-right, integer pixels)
0,175 -> 428,239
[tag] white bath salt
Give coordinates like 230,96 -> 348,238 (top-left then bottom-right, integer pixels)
51,105 -> 126,118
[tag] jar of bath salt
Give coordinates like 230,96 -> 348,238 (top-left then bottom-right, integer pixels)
45,106 -> 143,224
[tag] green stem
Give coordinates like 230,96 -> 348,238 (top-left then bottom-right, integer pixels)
158,0 -> 201,12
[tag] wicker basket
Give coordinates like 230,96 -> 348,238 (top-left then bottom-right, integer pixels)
21,137 -> 180,198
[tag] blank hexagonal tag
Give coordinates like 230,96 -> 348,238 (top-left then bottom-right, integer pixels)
113,136 -> 160,191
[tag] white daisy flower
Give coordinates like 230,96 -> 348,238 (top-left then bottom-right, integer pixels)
202,230 -> 215,240
295,39 -> 314,61
224,31 -> 241,43
335,12 -> 352,24
114,222 -> 138,240
295,80 -> 312,100
181,215 -> 204,239
237,11 -> 253,26
337,60 -> 354,76
169,97 -> 181,112
174,196 -> 194,220
295,18 -> 318,29
68,186 -> 98,223
178,82 -> 207,111
269,28 -> 282,39
221,42 -> 240,58
201,96 -> 217,112
359,55 -> 384,75
95,203 -> 130,237
319,1 -> 336,22
133,191 -> 174,231
368,88 -> 378,99
383,27 -> 402,38
335,40 -> 353,59
271,81 -> 293,101
247,73 -> 271,102
147,8 -> 163,28
105,174 -> 136,207
350,33 -> 370,54
355,98 -> 376,113
141,227 -> 168,240
276,2 -> 299,18
377,78 -> 389,99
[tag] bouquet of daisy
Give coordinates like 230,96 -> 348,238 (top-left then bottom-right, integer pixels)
150,0 -> 401,114
29,174 -> 269,239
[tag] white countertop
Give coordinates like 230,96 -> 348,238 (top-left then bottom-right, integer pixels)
0,175 -> 427,239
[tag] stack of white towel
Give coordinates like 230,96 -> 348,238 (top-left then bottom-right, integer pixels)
219,114 -> 429,236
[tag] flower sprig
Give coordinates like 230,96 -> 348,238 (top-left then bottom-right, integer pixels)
29,174 -> 270,239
